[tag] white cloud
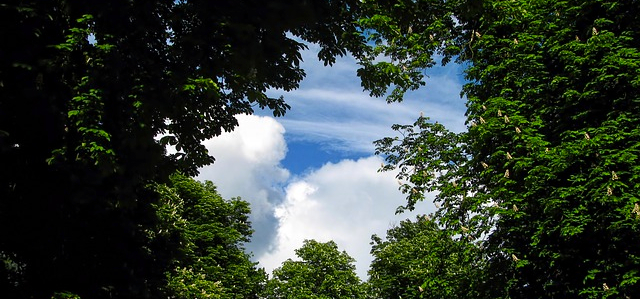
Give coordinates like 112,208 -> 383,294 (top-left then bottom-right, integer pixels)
196,114 -> 290,256
257,156 -> 433,279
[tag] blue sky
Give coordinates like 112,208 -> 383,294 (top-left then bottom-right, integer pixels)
196,43 -> 468,279
274,44 -> 467,172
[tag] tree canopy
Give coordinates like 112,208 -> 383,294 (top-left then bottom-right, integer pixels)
368,215 -> 489,299
265,239 -> 366,299
366,0 -> 640,298
156,174 -> 265,299
0,0 -> 364,298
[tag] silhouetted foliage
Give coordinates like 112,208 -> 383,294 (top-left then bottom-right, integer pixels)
0,0 -> 363,297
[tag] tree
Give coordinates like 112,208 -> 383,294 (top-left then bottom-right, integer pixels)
368,215 -> 488,299
0,1 -> 364,298
362,0 -> 640,298
265,240 -> 366,299
156,174 -> 266,299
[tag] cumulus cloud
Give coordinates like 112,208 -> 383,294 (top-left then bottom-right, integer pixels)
197,44 -> 466,278
196,114 -> 290,256
195,114 -> 435,279
257,156 -> 433,279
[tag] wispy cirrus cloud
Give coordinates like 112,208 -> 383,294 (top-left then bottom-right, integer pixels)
265,43 -> 468,155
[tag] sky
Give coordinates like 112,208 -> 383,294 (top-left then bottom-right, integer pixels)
195,43 -> 468,279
